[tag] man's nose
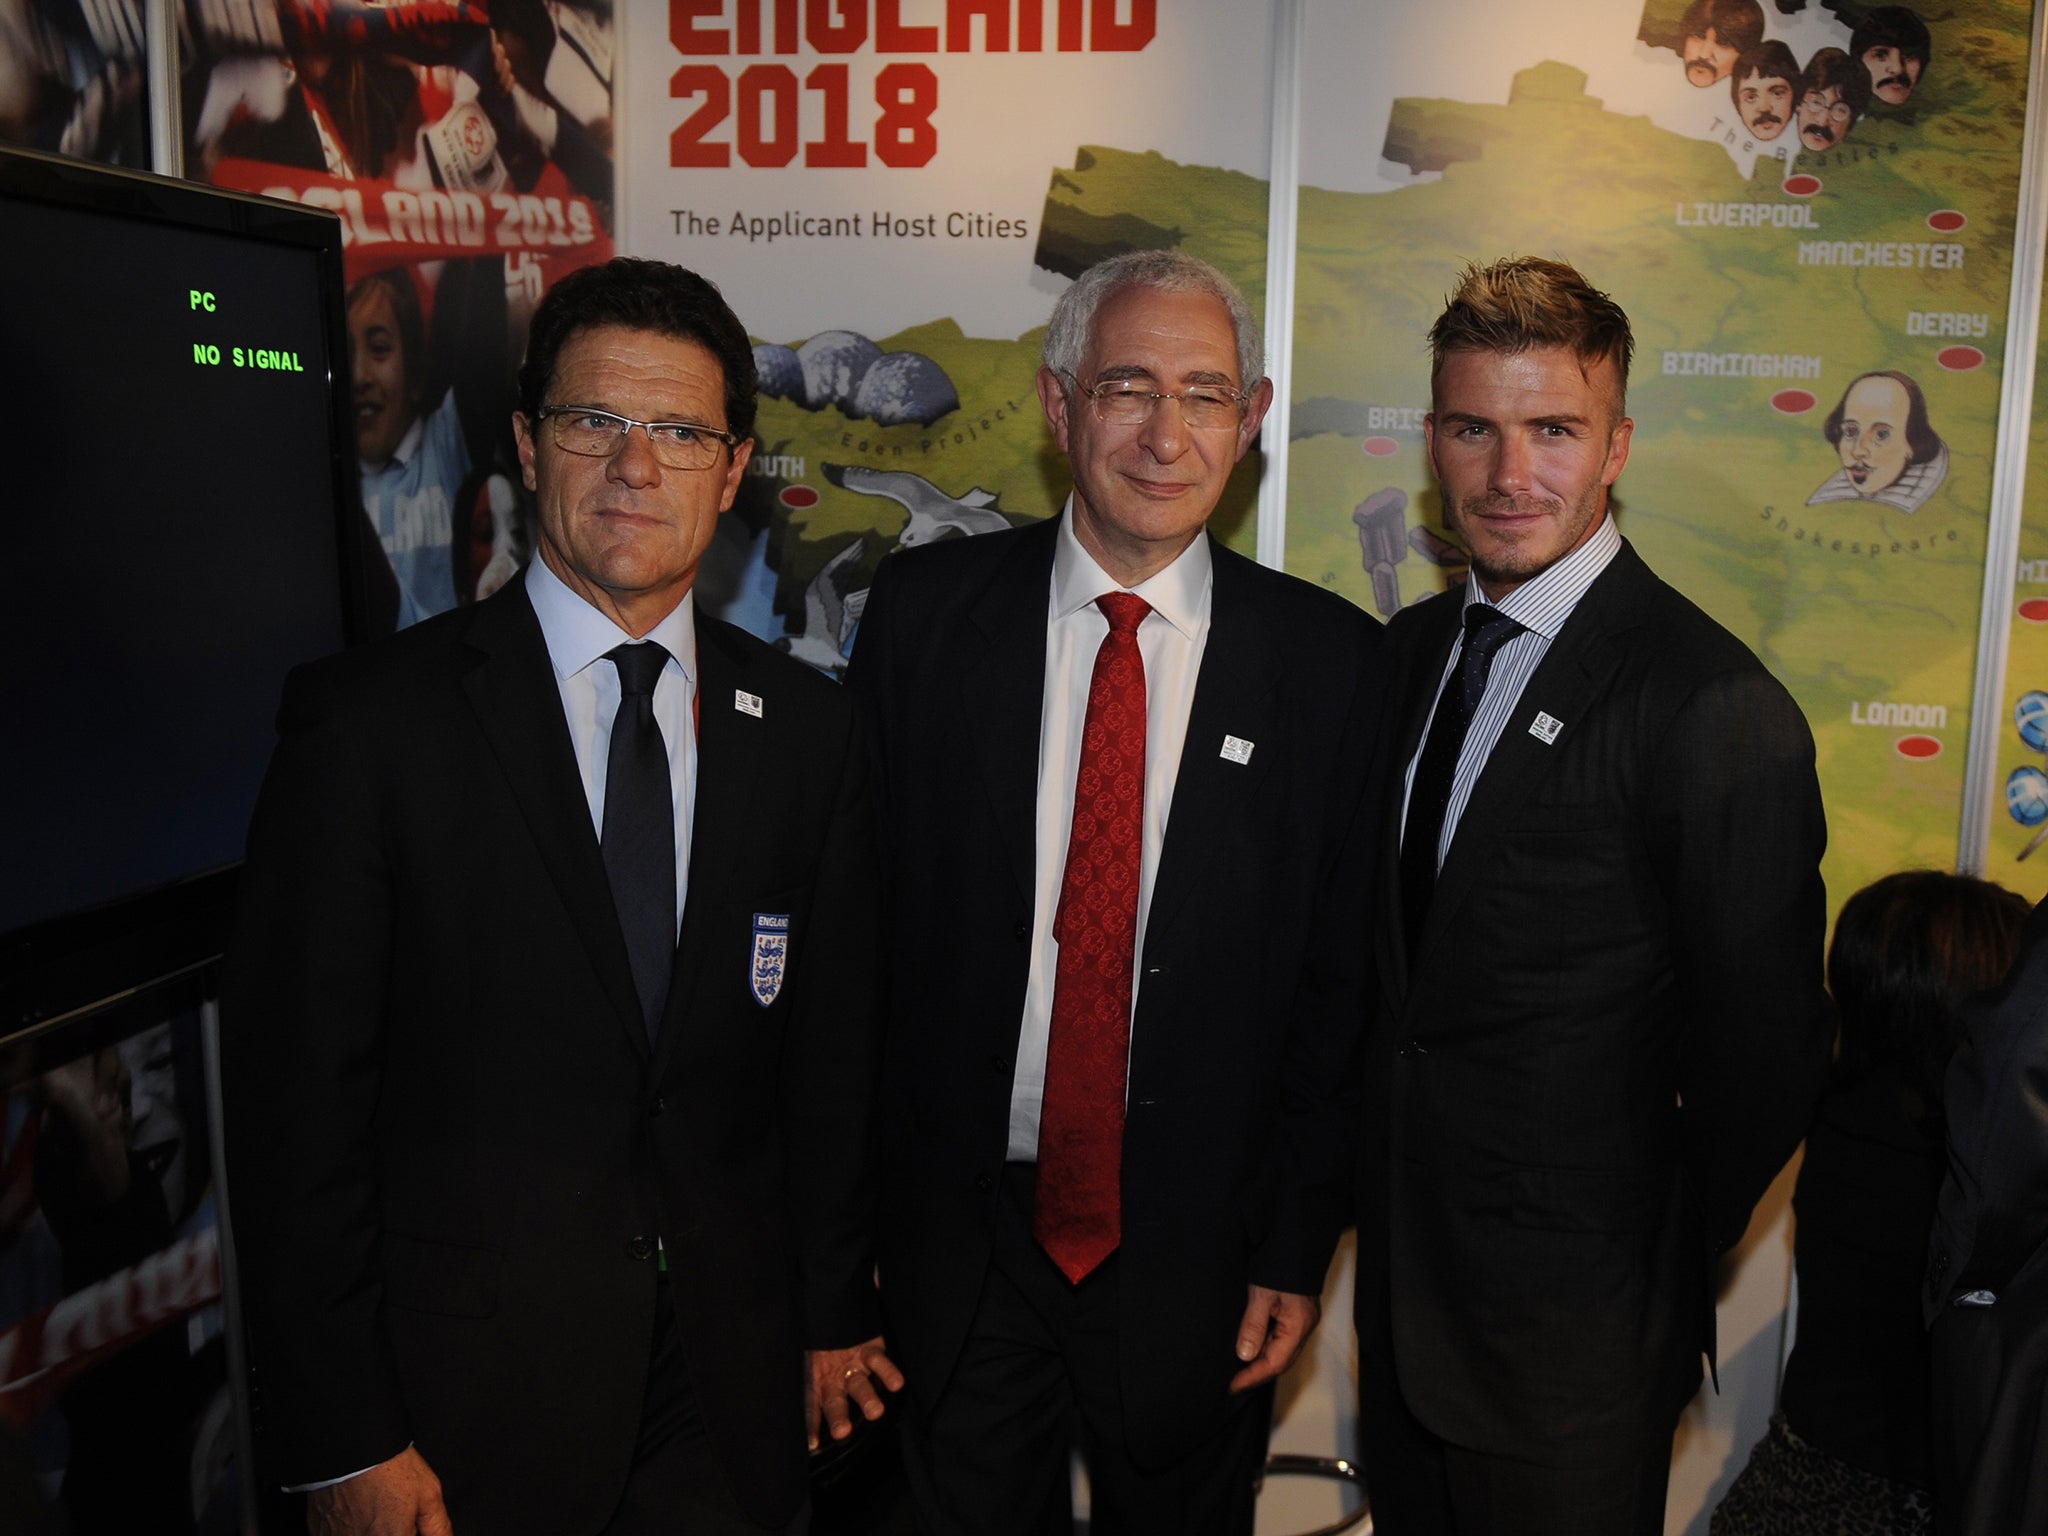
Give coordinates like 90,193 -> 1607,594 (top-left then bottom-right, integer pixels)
1136,395 -> 1190,458
608,425 -> 665,487
1490,434 -> 1533,493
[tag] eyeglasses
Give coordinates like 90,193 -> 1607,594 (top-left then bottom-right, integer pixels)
1801,95 -> 1855,124
535,406 -> 744,470
1067,375 -> 1248,431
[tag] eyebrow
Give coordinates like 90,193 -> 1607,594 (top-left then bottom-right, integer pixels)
1091,364 -> 1240,389
1438,408 -> 1594,430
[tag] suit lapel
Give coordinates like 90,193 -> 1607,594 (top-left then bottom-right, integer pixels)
1143,543 -> 1281,949
960,521 -> 1058,914
658,615 -> 776,1070
1413,548 -> 1650,971
460,582 -> 648,1056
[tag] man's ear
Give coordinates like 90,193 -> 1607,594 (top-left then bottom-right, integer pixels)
513,413 -> 539,492
1235,377 -> 1276,462
1037,366 -> 1073,454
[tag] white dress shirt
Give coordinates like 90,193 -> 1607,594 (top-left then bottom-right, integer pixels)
1007,504 -> 1213,1161
526,556 -> 699,934
1401,514 -> 1623,871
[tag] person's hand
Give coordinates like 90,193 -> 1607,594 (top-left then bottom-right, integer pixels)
307,1446 -> 451,1536
1229,1285 -> 1321,1393
805,1336 -> 904,1450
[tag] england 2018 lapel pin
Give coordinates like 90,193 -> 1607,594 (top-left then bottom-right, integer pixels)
1220,734 -> 1254,765
1529,711 -> 1563,744
735,689 -> 764,718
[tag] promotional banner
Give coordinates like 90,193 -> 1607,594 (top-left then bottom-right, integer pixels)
186,0 -> 617,633
0,1006 -> 235,1534
1271,0 -> 2032,915
616,0 -> 1275,666
0,0 -> 150,166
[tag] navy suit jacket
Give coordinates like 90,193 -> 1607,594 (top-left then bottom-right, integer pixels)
847,516 -> 1387,1465
1356,539 -> 1830,1462
223,577 -> 882,1533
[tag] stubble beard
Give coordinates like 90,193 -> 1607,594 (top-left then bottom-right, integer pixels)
1448,488 -> 1603,592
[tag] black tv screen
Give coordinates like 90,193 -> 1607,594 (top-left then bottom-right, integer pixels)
0,147 -> 367,1035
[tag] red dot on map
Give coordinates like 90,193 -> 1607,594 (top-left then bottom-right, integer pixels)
1927,210 -> 1967,232
1771,389 -> 1817,414
2019,598 -> 2048,623
779,485 -> 820,509
1362,436 -> 1400,457
1895,735 -> 1942,760
1782,174 -> 1822,196
1937,346 -> 1984,372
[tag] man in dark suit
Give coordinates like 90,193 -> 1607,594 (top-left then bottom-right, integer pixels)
224,258 -> 898,1536
846,251 -> 1385,1535
1927,895 -> 2048,1533
1354,256 -> 1829,1536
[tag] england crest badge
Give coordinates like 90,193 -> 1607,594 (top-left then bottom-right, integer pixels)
750,913 -> 790,1007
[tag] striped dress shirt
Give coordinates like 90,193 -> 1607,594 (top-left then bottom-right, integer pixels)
1401,515 -> 1624,870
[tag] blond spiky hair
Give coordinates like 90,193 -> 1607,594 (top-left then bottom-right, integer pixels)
1428,256 -> 1634,409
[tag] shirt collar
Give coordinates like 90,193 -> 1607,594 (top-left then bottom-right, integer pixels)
363,412 -> 427,475
1049,495 -> 1213,641
525,555 -> 698,684
1463,513 -> 1622,640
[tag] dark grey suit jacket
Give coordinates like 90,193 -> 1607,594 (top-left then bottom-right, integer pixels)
223,577 -> 882,1533
1356,538 -> 1830,1462
847,516 -> 1387,1467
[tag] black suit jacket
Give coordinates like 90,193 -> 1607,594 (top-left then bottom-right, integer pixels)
1926,896 -> 2048,1532
1355,539 -> 1829,1463
222,578 -> 882,1533
845,517 -> 1386,1466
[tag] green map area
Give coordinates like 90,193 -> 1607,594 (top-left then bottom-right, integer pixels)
1992,260 -> 2048,896
723,0 -> 2033,910
1271,16 -> 2028,911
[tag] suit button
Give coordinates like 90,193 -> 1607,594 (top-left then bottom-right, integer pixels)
626,1236 -> 655,1262
974,1172 -> 993,1192
991,1055 -> 1010,1075
650,1095 -> 666,1118
1012,921 -> 1029,942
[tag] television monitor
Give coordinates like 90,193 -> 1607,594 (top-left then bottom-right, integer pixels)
0,146 -> 374,1040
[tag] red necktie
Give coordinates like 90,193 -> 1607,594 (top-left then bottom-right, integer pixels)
1035,592 -> 1151,1284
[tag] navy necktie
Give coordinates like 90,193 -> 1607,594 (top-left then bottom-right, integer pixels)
603,642 -> 675,1042
1400,604 -> 1522,956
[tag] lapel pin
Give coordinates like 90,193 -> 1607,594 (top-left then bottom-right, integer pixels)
736,689 -> 764,718
1529,711 -> 1563,744
1220,734 -> 1254,765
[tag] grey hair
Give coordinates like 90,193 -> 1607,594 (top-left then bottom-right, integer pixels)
1042,249 -> 1263,389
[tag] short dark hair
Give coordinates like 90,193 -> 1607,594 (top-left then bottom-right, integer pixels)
517,257 -> 758,444
1828,871 -> 2028,1107
1730,39 -> 1801,108
348,267 -> 426,402
1680,0 -> 1764,53
1852,5 -> 1932,69
1800,46 -> 1871,117
1823,370 -> 1943,465
1428,256 -> 1634,414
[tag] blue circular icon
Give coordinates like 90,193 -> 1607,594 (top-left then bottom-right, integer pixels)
2017,691 -> 2048,752
2008,766 -> 2048,826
